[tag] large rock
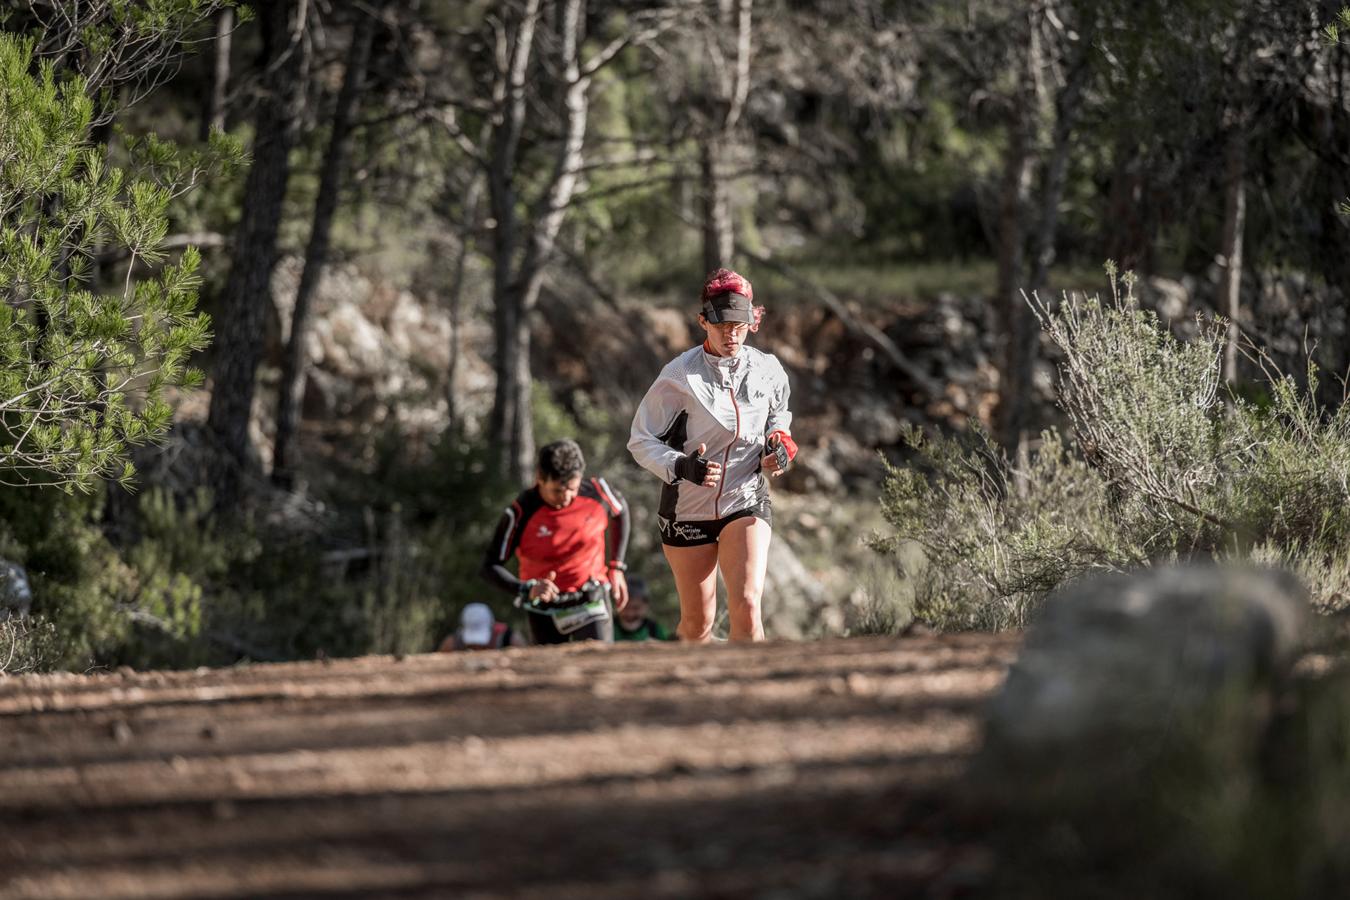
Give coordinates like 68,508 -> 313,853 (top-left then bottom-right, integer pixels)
976,565 -> 1308,794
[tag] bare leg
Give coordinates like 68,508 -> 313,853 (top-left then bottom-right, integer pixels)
663,542 -> 720,642
718,516 -> 771,641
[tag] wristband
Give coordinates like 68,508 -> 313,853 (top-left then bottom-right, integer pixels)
608,560 -> 627,572
518,578 -> 539,598
768,430 -> 798,462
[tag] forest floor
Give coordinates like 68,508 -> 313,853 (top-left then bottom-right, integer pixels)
0,633 -> 1020,899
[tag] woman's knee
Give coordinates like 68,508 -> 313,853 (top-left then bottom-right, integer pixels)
677,591 -> 716,637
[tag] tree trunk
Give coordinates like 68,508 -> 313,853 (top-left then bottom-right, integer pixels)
446,175 -> 484,432
490,277 -> 522,472
699,138 -> 733,273
1102,142 -> 1151,274
503,0 -> 590,479
487,217 -> 520,475
486,0 -> 538,478
486,0 -> 594,483
995,7 -> 1040,453
273,7 -> 377,486
698,0 -> 751,276
1028,32 -> 1091,299
1218,125 -> 1247,388
200,7 -> 234,141
509,320 -> 534,481
207,0 -> 309,507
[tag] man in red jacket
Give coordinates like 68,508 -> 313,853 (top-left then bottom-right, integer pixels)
480,439 -> 630,644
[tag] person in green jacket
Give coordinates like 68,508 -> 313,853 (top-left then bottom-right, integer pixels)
614,576 -> 673,642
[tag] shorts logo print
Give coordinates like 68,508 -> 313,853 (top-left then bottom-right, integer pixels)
672,523 -> 707,542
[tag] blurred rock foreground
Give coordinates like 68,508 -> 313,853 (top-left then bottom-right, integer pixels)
978,565 -> 1308,784
966,565 -> 1350,898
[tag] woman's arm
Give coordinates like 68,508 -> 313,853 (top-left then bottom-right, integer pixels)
765,357 -> 794,438
628,373 -> 689,483
763,358 -> 798,474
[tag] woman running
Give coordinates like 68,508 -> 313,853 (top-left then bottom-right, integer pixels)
628,268 -> 798,642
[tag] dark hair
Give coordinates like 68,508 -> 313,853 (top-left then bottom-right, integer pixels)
538,438 -> 585,481
626,575 -> 648,600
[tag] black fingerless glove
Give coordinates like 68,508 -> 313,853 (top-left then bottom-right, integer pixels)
673,450 -> 709,484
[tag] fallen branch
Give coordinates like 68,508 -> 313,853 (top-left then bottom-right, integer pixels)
739,249 -> 950,405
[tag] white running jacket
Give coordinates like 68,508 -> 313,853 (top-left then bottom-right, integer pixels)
628,344 -> 793,522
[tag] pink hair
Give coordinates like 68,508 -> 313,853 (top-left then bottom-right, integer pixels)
701,267 -> 753,303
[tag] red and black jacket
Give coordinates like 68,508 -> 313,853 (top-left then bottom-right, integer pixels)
480,477 -> 630,595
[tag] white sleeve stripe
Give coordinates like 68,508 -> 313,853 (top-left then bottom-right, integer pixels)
498,507 -> 518,560
597,478 -> 622,512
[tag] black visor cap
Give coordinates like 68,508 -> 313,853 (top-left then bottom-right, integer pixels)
702,291 -> 754,324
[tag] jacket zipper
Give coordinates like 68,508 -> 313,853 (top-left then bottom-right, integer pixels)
714,385 -> 740,518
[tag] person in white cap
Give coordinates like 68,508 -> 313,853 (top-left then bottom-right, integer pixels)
438,602 -> 524,651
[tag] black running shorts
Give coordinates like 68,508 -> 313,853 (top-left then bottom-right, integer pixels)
659,499 -> 772,548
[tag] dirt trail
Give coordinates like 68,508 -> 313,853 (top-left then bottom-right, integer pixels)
0,634 -> 1019,899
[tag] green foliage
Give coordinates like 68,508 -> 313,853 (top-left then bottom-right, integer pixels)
18,1 -> 247,105
367,429 -> 528,648
1324,7 -> 1350,46
878,271 -> 1350,629
0,616 -> 59,675
0,482 -> 252,671
118,471 -> 504,665
874,425 -> 1140,630
0,34 -> 242,491
0,486 -> 135,669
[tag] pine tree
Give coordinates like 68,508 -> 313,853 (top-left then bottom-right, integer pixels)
0,35 -> 242,489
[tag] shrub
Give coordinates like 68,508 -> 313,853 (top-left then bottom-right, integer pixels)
0,616 -> 59,675
0,486 -> 135,669
877,269 -> 1350,629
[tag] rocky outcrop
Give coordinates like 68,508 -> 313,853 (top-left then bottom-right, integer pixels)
261,257 -> 498,443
